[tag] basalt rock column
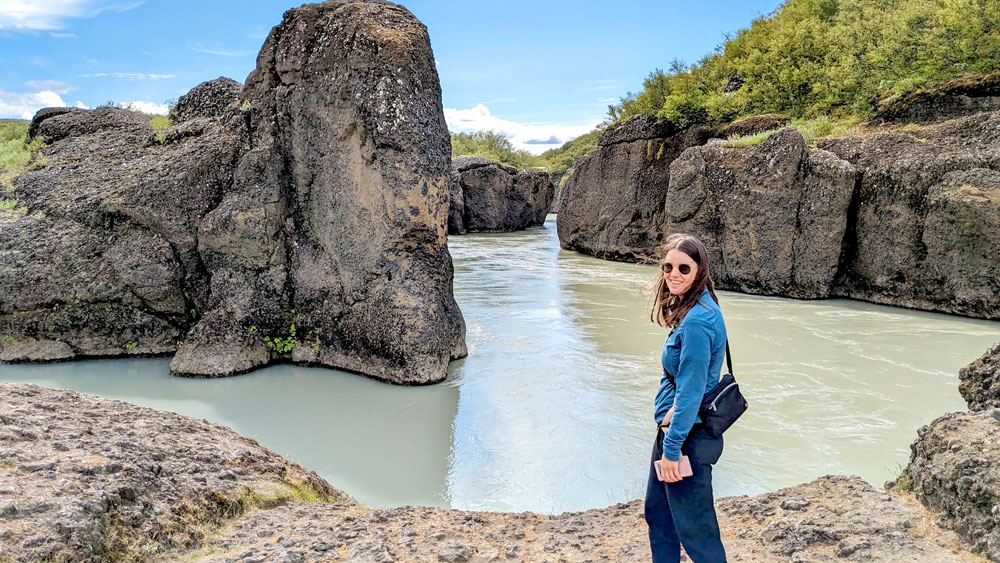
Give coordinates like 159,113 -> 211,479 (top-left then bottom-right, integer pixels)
556,115 -> 713,261
665,128 -> 856,297
170,1 -> 467,383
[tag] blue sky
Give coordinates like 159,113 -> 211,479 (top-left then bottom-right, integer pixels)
0,0 -> 784,153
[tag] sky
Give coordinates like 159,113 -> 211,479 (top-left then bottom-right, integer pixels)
0,0 -> 786,154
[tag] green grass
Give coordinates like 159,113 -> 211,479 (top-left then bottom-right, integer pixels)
0,120 -> 44,198
725,129 -> 779,147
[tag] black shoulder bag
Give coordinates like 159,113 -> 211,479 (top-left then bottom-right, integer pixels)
663,341 -> 748,438
699,343 -> 748,437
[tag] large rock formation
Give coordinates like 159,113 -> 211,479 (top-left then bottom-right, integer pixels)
904,344 -> 1000,561
557,115 -> 713,260
0,1 -> 467,384
557,108 -> 1000,319
447,155 -> 554,234
959,343 -> 1000,411
819,111 -> 1000,319
867,71 -> 1000,125
2,383 -> 981,562
666,128 -> 855,297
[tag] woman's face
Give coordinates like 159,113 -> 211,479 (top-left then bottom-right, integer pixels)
661,249 -> 698,296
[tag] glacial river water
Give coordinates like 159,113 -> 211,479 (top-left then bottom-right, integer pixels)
1,215 -> 997,514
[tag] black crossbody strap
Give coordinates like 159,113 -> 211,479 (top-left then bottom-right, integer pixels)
726,341 -> 734,376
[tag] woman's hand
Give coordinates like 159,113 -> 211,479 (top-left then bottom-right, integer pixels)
659,455 -> 683,482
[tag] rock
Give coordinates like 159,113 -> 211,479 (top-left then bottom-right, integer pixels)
819,111 -> 1000,319
867,71 -> 1000,125
905,409 -> 1000,561
714,114 -> 790,139
2,382 -> 980,563
26,107 -> 83,141
1,1 -> 467,384
958,342 -> 1000,411
557,116 -> 713,260
448,156 -> 554,233
665,127 -> 855,297
0,384 -> 351,562
170,77 -> 242,122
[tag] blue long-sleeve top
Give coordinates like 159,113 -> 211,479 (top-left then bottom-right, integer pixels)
654,288 -> 728,461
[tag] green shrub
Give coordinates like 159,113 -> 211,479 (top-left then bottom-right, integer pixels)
609,0 -> 1000,126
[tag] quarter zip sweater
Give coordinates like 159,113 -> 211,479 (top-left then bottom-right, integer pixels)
654,288 -> 728,461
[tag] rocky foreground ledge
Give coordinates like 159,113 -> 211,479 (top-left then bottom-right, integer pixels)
0,384 -> 985,562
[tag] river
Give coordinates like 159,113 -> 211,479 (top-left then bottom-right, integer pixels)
0,215 -> 996,514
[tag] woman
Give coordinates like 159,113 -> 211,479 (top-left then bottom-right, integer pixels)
644,233 -> 728,563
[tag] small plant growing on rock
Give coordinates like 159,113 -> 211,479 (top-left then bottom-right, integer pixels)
266,323 -> 297,354
125,341 -> 138,351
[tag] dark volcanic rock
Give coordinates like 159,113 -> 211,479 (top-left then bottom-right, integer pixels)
905,409 -> 1000,561
666,128 -> 855,297
172,1 -> 467,383
3,105 -> 238,361
959,343 -> 1000,411
170,77 -> 242,122
448,155 -> 554,233
819,111 -> 1000,319
557,116 -> 713,260
867,72 -> 1000,125
714,113 -> 790,139
1,1 -> 467,384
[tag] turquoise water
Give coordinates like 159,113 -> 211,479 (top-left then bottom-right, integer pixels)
0,215 -> 996,513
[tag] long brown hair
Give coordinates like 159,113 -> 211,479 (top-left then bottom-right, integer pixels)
650,233 -> 719,328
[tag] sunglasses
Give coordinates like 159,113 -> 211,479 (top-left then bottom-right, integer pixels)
660,262 -> 693,275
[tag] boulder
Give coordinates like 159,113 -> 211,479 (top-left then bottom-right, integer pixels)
170,77 -> 242,122
665,127 -> 856,297
1,1 -> 467,384
867,71 -> 1000,125
819,111 -> 1000,319
556,115 -> 713,260
448,155 -> 554,233
959,342 -> 1000,412
905,409 -> 1000,561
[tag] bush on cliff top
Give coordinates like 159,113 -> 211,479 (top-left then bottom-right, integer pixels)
609,0 -> 1000,126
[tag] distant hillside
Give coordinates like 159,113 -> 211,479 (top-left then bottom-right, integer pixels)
609,0 -> 1000,126
451,127 -> 601,186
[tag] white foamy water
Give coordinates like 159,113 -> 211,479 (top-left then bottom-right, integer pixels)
0,215 -> 996,513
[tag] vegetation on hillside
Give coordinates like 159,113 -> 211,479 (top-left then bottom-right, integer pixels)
0,120 -> 44,206
609,0 -> 1000,127
451,128 -> 601,186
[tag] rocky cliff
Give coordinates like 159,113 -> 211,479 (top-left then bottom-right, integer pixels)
667,128 -> 855,298
556,115 -> 712,260
448,156 -> 554,234
0,1 -> 467,384
905,344 -> 1000,562
1,383 -> 984,562
557,101 -> 1000,318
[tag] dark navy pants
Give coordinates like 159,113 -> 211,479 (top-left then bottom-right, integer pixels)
644,424 -> 726,563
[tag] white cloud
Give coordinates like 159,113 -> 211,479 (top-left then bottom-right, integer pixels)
119,100 -> 167,115
74,100 -> 89,109
81,72 -> 174,80
0,0 -> 145,31
444,104 -> 598,155
25,80 -> 71,94
0,88 -> 67,120
188,43 -> 253,57
50,31 -> 75,38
